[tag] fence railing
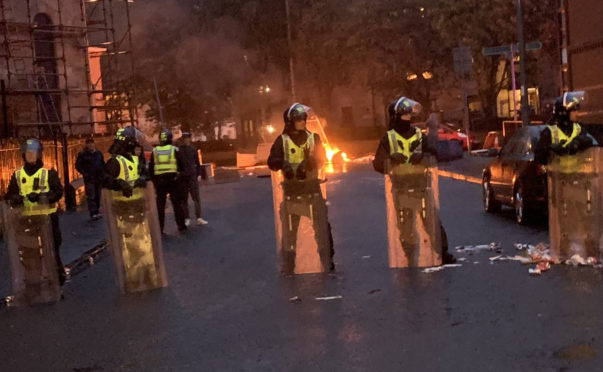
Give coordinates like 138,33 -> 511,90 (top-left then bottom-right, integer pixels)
0,136 -> 114,199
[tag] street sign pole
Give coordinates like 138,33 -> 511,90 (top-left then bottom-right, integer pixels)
517,0 -> 529,127
510,44 -> 518,121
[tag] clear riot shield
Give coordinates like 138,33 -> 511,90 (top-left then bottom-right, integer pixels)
2,204 -> 61,306
271,168 -> 332,274
385,156 -> 442,268
102,183 -> 168,293
548,147 -> 603,261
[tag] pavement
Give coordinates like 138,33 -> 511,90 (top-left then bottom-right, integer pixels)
2,157 -> 603,371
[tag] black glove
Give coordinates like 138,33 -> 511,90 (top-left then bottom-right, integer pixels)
9,195 -> 24,207
296,162 -> 307,180
409,140 -> 422,153
550,144 -> 567,156
134,178 -> 147,188
409,153 -> 424,165
27,192 -> 40,203
121,185 -> 133,198
390,153 -> 408,165
567,140 -> 581,155
282,162 -> 294,180
115,179 -> 133,197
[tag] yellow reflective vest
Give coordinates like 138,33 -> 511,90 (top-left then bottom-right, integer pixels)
152,145 -> 178,175
282,131 -> 316,173
387,128 -> 423,163
15,167 -> 57,215
547,123 -> 581,147
115,155 -> 142,200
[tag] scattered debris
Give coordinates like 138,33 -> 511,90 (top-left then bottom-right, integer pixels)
315,295 -> 343,301
289,296 -> 302,303
457,257 -> 467,262
565,254 -> 599,266
422,264 -> 462,273
368,289 -> 381,294
455,242 -> 501,254
362,255 -> 371,259
351,155 -> 374,164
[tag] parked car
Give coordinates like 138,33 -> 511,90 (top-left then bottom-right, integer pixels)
482,125 -> 548,224
440,123 -> 480,149
414,122 -> 479,150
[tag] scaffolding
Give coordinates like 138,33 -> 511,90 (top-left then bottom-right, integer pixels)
0,0 -> 136,138
0,0 -> 137,209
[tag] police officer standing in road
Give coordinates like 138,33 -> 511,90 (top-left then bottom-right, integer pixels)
149,129 -> 187,234
5,139 -> 66,285
535,91 -> 598,165
373,97 -> 455,265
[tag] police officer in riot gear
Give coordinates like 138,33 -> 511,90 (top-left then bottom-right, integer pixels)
268,104 -> 325,180
374,97 -> 455,264
535,91 -> 597,165
103,126 -> 148,195
149,129 -> 187,233
5,139 -> 66,285
268,103 -> 334,273
102,126 -> 168,293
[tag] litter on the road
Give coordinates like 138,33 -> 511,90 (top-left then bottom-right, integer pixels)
315,295 -> 343,301
422,264 -> 462,273
455,242 -> 502,253
362,255 -> 371,259
289,296 -> 302,302
565,254 -> 598,266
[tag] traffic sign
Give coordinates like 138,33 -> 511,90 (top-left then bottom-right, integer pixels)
482,41 -> 542,56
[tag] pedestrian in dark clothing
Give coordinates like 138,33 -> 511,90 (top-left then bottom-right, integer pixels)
75,138 -> 105,219
179,132 -> 208,226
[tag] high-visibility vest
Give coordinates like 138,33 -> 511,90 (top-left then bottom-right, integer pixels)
548,123 -> 581,148
115,155 -> 143,200
282,131 -> 315,173
15,167 -> 57,215
152,145 -> 178,175
387,128 -> 423,163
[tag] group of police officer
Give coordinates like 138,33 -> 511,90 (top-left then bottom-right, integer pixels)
266,92 -> 599,274
3,127 -> 208,304
2,91 -> 599,305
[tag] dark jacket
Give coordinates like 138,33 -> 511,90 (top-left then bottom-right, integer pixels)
534,123 -> 597,165
178,144 -> 201,178
373,128 -> 435,174
75,149 -> 105,182
268,131 -> 326,171
5,160 -> 64,207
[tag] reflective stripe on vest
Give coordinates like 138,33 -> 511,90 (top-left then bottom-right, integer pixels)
387,128 -> 423,163
282,131 -> 315,170
16,167 -> 57,215
548,123 -> 581,148
153,145 -> 177,175
116,155 -> 140,185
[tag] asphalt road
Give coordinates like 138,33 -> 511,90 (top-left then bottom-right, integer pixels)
1,165 -> 602,371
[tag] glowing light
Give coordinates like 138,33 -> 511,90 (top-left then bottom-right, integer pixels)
406,73 -> 418,81
266,125 -> 275,134
422,71 -> 433,80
